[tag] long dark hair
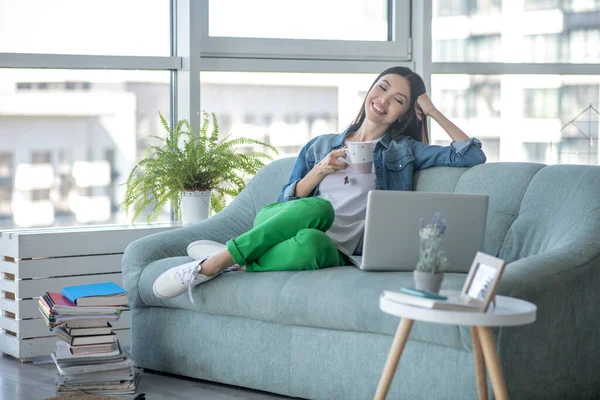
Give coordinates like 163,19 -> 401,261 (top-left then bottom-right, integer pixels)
351,66 -> 429,144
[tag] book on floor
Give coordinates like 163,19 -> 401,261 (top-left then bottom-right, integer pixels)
53,354 -> 136,375
56,367 -> 134,383
65,319 -> 117,329
54,340 -> 124,363
39,308 -> 121,327
61,282 -> 128,307
66,323 -> 113,337
42,292 -> 125,315
68,342 -> 115,355
54,326 -> 117,346
56,376 -> 138,395
382,290 -> 480,311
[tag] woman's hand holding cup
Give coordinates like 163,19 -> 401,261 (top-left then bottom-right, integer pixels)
346,142 -> 375,174
315,148 -> 349,176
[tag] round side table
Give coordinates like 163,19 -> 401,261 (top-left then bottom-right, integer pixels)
374,291 -> 537,400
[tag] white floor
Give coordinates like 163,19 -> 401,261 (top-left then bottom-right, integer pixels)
0,354 -> 300,400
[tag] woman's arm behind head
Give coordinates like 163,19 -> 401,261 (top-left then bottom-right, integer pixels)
410,137 -> 487,171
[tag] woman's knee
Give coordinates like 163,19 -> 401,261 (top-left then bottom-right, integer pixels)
297,197 -> 335,230
296,229 -> 340,267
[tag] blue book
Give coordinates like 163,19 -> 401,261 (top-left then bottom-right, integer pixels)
62,282 -> 128,307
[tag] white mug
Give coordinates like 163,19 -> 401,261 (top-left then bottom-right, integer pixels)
343,142 -> 374,174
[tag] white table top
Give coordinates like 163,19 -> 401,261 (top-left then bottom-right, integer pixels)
380,291 -> 537,327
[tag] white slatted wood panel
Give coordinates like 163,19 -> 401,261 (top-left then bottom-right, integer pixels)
0,223 -> 179,360
0,223 -> 180,259
0,273 -> 123,299
0,254 -> 122,279
0,329 -> 131,359
0,297 -> 39,318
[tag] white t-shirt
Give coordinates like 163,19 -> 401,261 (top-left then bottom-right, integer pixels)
317,139 -> 378,255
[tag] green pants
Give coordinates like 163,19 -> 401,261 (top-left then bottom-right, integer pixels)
225,197 -> 347,272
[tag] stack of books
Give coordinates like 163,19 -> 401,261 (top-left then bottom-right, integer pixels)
52,340 -> 137,395
38,282 -> 138,396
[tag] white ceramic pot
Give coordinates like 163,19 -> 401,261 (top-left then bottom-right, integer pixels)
413,270 -> 444,294
181,190 -> 211,225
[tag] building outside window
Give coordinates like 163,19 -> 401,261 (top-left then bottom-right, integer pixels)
0,153 -> 13,217
433,0 -> 600,164
524,88 -> 560,118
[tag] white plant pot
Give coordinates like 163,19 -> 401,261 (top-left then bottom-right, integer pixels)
181,190 -> 211,225
413,270 -> 444,294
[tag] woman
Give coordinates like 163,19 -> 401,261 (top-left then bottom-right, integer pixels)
153,66 -> 486,300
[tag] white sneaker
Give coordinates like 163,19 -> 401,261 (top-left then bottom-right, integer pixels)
187,240 -> 227,260
188,240 -> 239,272
153,257 -> 218,302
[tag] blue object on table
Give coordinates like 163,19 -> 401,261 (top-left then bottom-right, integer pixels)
62,282 -> 126,304
400,287 -> 448,300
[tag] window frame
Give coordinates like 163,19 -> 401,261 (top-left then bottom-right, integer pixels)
198,0 -> 412,62
0,0 -> 426,228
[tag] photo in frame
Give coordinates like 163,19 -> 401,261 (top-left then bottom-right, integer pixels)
459,251 -> 507,312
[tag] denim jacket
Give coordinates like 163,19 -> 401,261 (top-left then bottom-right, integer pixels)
278,125 -> 486,201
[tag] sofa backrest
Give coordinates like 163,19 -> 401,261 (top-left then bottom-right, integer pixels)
414,162 -> 545,257
242,157 -> 600,262
497,164 -> 600,263
246,156 -> 297,213
223,157 -> 297,238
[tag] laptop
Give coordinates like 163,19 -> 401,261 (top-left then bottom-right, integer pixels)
341,191 -> 489,272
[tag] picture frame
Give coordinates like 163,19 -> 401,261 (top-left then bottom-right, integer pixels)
458,251 -> 507,312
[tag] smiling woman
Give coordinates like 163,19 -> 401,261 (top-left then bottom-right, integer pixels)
348,67 -> 430,143
152,66 -> 487,301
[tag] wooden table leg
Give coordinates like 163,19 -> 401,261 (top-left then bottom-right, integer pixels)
471,327 -> 488,400
374,318 -> 414,400
477,326 -> 509,400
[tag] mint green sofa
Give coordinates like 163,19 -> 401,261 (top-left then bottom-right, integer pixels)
122,158 -> 600,399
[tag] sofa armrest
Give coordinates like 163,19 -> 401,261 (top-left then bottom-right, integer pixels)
498,247 -> 587,296
122,201 -> 253,308
495,245 -> 600,398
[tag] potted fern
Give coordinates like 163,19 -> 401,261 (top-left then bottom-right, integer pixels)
121,111 -> 277,224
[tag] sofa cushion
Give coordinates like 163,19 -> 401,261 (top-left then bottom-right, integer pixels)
248,156 -> 296,213
389,162 -> 545,259
413,166 -> 466,193
139,258 -> 471,350
500,165 -> 600,262
454,162 -> 545,257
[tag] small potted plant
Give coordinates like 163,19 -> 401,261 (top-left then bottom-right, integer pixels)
120,111 -> 277,224
414,212 -> 449,293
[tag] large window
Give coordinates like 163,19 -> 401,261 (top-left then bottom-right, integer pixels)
199,72 -> 376,158
201,0 -> 411,61
431,74 -> 600,164
0,69 -> 170,229
432,0 -> 600,167
433,0 -> 600,63
209,0 -> 389,41
0,0 -> 170,56
1,0 -> 408,229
